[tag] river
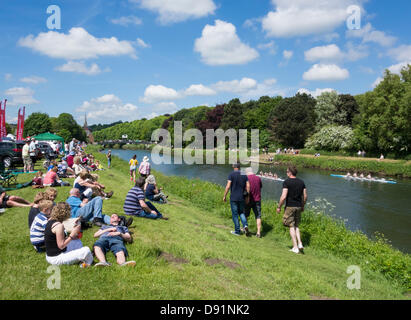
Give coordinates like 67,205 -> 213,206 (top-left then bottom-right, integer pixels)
102,148 -> 410,254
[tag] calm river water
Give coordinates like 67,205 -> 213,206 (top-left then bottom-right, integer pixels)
103,149 -> 410,254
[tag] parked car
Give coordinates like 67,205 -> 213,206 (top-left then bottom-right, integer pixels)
36,141 -> 58,160
0,141 -> 43,169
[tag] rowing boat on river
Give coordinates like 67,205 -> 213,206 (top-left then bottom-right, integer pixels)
257,175 -> 285,182
330,174 -> 397,184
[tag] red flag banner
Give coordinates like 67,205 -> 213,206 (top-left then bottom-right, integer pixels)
17,106 -> 25,141
2,99 -> 7,138
0,100 -> 5,141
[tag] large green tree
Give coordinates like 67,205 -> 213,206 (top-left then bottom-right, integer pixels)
269,93 -> 316,148
52,113 -> 86,142
353,65 -> 411,156
244,96 -> 282,131
335,94 -> 360,126
220,98 -> 245,130
23,112 -> 52,137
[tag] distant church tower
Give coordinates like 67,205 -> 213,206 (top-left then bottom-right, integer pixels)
83,114 -> 95,143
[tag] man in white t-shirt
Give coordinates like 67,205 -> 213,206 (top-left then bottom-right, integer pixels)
28,138 -> 37,171
22,140 -> 31,172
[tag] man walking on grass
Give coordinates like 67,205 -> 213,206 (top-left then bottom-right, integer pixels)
223,163 -> 250,237
276,166 -> 307,254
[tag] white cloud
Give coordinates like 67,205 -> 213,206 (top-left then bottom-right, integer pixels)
134,0 -> 217,24
258,41 -> 277,55
4,74 -> 12,81
303,64 -> 350,81
136,38 -> 150,48
153,102 -> 178,114
283,50 -> 293,60
243,18 -> 260,31
20,76 -> 47,84
140,85 -> 181,104
184,84 -> 216,96
4,87 -> 39,106
240,79 -> 283,99
55,61 -> 105,75
345,42 -> 369,61
194,20 -> 259,66
110,16 -> 143,26
141,77 -> 280,104
305,43 -> 368,64
297,88 -> 337,98
212,77 -> 258,94
304,44 -> 344,62
262,0 -> 364,38
387,61 -> 411,74
388,45 -> 411,62
76,94 -> 139,123
18,27 -> 136,60
346,23 -> 397,47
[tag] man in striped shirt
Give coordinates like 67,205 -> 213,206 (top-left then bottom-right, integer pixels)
123,177 -> 168,220
29,200 -> 54,252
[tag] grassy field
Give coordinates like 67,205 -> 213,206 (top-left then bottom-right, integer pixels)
0,151 -> 409,300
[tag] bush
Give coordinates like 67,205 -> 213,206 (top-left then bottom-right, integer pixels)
305,125 -> 354,151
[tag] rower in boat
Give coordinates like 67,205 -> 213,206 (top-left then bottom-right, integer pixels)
273,173 -> 278,179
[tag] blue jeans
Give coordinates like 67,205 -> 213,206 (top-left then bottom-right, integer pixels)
135,201 -> 163,219
77,196 -> 110,224
230,201 -> 248,234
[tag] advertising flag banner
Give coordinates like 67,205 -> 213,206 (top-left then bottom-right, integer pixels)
17,106 -> 25,141
0,100 -> 5,141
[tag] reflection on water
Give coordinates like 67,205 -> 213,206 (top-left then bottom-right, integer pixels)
104,149 -> 411,254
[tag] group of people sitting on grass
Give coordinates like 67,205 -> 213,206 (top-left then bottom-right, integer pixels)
22,149 -> 170,268
30,148 -> 104,188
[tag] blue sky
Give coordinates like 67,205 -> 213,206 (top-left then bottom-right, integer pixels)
1,0 -> 410,125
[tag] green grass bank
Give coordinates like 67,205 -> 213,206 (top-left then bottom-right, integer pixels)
0,149 -> 409,300
271,154 -> 411,178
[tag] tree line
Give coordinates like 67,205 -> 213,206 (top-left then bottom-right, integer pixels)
33,65 -> 409,158
22,112 -> 86,142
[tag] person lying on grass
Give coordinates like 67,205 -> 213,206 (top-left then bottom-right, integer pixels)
44,202 -> 94,268
93,214 -> 136,267
0,191 -> 34,211
30,200 -> 54,253
123,177 -> 168,220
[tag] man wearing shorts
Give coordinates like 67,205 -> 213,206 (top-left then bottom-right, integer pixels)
29,138 -> 37,171
93,214 -> 135,267
22,139 -> 32,173
276,166 -> 307,254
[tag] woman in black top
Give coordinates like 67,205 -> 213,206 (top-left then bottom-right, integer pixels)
45,202 -> 93,267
